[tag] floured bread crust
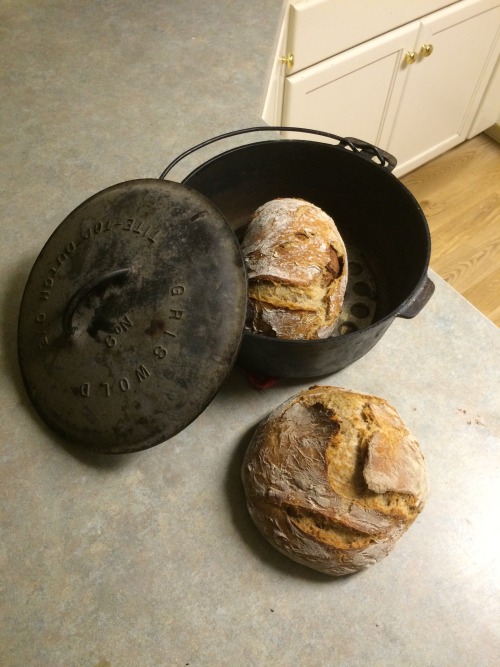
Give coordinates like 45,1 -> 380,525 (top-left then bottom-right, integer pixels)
241,198 -> 348,339
241,385 -> 428,576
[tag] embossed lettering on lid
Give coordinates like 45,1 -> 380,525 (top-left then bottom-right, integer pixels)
18,179 -> 247,453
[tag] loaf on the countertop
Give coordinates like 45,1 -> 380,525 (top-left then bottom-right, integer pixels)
241,385 -> 428,576
241,198 -> 348,339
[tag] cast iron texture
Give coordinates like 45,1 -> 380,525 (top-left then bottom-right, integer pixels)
18,179 -> 246,453
181,137 -> 434,378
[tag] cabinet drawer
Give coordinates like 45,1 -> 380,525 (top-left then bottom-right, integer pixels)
288,0 -> 459,73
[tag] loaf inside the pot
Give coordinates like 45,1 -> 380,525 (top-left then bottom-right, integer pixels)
241,198 -> 348,339
241,385 -> 427,576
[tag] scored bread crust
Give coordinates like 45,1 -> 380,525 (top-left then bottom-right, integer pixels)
241,198 -> 348,339
241,385 -> 428,576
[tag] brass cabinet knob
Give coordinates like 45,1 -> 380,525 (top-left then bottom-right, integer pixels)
405,50 -> 417,65
279,53 -> 294,69
421,43 -> 434,57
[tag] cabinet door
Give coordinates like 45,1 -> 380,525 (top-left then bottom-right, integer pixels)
468,54 -> 500,137
386,0 -> 500,175
281,22 -> 419,147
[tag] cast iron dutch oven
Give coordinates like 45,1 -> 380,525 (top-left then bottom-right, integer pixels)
167,126 -> 434,378
18,127 -> 433,454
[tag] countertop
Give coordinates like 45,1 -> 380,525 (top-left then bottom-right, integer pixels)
1,2 -> 499,666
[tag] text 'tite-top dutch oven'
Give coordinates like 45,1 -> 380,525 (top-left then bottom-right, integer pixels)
18,127 -> 434,453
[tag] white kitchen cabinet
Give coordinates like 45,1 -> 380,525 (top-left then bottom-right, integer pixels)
468,53 -> 500,137
270,0 -> 500,176
385,0 -> 500,173
281,23 -> 420,150
285,0 -> 459,75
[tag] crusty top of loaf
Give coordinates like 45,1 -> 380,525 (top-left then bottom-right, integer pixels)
241,198 -> 348,339
242,385 -> 427,572
242,198 -> 345,286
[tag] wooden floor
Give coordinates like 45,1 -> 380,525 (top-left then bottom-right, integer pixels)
401,133 -> 500,326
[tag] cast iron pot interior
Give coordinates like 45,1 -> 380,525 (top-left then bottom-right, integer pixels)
180,138 -> 433,378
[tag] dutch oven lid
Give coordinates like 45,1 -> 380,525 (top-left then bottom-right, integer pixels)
18,179 -> 247,454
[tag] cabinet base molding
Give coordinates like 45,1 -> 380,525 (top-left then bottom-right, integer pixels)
485,124 -> 500,144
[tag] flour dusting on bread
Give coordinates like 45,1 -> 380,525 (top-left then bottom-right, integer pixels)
241,198 -> 348,340
242,385 -> 428,576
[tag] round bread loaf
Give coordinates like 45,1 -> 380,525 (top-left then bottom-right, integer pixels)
241,198 -> 348,339
241,385 -> 427,576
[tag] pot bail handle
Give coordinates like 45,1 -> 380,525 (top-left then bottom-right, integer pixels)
159,126 -> 396,179
397,275 -> 435,319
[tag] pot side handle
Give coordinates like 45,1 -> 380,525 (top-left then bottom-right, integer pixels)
344,137 -> 397,172
159,126 -> 397,179
397,276 -> 435,319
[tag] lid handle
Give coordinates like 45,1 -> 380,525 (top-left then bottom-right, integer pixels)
62,267 -> 131,337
